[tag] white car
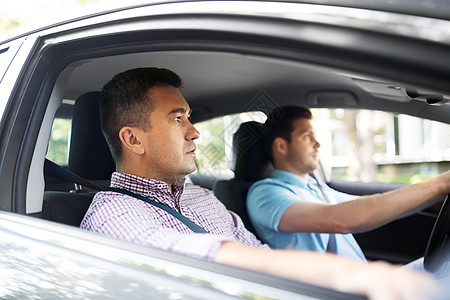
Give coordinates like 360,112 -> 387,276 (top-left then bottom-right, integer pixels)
1,1 -> 449,298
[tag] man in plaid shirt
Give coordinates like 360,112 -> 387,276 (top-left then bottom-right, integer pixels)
81,67 -> 438,300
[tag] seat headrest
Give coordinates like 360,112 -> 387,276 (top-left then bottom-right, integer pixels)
231,121 -> 271,181
68,91 -> 115,180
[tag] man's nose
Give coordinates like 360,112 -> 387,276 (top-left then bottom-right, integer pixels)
315,139 -> 321,149
187,122 -> 200,140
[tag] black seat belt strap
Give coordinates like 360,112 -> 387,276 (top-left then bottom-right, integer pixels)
44,158 -> 208,233
106,187 -> 208,233
45,158 -> 103,190
310,173 -> 337,253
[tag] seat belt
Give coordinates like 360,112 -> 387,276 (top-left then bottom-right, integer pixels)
310,173 -> 337,253
105,187 -> 208,233
44,158 -> 208,233
45,158 -> 102,190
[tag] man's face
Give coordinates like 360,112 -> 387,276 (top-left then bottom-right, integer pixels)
283,118 -> 321,177
139,85 -> 199,183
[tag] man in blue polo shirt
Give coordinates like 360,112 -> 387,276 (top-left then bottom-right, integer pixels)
247,106 -> 450,262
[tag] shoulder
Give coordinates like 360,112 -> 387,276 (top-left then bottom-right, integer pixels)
249,177 -> 294,195
81,191 -> 143,230
94,190 -> 136,203
183,183 -> 214,196
248,178 -> 292,204
247,177 -> 304,211
91,191 -> 150,214
182,183 -> 220,204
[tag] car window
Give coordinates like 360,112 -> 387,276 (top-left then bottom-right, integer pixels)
194,111 -> 267,176
313,108 -> 450,184
46,117 -> 71,165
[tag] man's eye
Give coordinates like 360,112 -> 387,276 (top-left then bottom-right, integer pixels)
174,116 -> 182,123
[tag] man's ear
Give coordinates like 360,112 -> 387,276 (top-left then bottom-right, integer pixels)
273,137 -> 288,156
119,126 -> 145,155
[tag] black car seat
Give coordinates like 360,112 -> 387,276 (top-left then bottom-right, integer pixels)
213,121 -> 271,236
42,91 -> 115,226
68,91 -> 115,184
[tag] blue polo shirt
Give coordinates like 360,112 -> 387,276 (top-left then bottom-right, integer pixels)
247,169 -> 366,262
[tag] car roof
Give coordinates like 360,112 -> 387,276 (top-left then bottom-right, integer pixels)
2,0 -> 450,44
295,0 -> 450,20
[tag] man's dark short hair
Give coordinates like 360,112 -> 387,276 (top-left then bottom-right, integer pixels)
100,67 -> 182,164
263,106 -> 312,162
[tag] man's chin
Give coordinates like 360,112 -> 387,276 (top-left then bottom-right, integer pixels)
308,163 -> 320,174
180,164 -> 197,176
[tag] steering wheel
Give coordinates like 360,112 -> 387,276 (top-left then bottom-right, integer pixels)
424,194 -> 450,272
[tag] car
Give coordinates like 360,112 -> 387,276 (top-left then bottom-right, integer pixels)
1,0 -> 449,298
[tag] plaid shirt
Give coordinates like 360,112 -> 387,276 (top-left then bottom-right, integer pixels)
80,172 -> 268,260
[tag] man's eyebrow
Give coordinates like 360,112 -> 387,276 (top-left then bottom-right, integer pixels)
298,129 -> 315,135
168,107 -> 192,115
